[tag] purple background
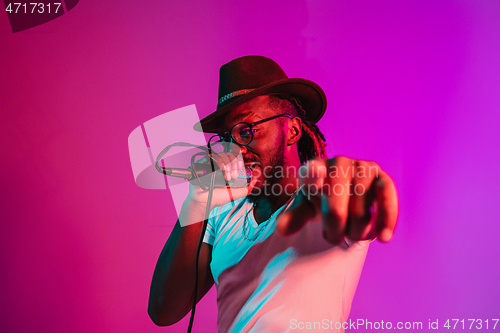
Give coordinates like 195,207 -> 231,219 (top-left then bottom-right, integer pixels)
1,0 -> 499,332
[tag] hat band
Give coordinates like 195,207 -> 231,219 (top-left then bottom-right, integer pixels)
218,89 -> 255,106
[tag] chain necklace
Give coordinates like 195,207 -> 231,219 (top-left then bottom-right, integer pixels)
242,185 -> 302,241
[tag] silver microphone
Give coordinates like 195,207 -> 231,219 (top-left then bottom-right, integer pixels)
161,163 -> 251,187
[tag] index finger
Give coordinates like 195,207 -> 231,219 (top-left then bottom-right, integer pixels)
320,157 -> 354,244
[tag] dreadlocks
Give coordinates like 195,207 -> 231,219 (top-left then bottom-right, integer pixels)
268,95 -> 327,164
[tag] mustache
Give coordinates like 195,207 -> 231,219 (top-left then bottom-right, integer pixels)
242,151 -> 258,164
243,156 -> 259,164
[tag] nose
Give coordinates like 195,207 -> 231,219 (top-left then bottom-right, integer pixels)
239,145 -> 248,155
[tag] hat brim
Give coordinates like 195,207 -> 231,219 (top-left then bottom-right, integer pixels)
193,78 -> 327,133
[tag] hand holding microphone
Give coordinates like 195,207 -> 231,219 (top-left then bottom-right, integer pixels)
183,151 -> 257,215
161,154 -> 251,188
156,142 -> 256,216
157,141 -> 252,189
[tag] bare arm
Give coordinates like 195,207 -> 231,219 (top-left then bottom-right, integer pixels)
148,210 -> 214,326
148,151 -> 255,326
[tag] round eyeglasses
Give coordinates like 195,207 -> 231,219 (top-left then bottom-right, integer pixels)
208,114 -> 293,149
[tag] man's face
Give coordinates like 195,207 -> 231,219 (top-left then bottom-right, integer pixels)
219,95 -> 288,196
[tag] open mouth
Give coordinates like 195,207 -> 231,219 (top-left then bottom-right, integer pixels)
245,163 -> 258,171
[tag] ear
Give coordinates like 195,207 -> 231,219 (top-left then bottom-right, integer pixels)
286,117 -> 302,145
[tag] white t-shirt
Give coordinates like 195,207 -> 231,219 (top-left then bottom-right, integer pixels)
204,197 -> 369,333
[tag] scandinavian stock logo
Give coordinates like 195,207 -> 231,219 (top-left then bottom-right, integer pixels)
3,1 -> 79,32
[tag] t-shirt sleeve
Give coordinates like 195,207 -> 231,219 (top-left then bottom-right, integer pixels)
203,206 -> 220,246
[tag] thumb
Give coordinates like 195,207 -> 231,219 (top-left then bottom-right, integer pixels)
227,176 -> 258,201
209,177 -> 257,208
276,190 -> 315,235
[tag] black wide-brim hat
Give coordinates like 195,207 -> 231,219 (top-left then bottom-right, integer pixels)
193,55 -> 327,133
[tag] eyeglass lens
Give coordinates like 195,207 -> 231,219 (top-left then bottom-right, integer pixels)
231,123 -> 253,145
217,124 -> 252,146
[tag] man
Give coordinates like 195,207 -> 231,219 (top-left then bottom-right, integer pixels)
148,56 -> 398,332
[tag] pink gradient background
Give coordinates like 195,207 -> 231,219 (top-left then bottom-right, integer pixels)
1,1 -> 499,332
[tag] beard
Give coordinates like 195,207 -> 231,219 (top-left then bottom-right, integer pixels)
248,130 -> 286,203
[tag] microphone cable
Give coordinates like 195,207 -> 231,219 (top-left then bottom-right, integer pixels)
154,141 -> 217,333
187,158 -> 216,333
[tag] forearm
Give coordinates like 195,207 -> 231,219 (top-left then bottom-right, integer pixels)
148,201 -> 214,326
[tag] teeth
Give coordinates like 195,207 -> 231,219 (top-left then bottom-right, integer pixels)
245,163 -> 257,171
